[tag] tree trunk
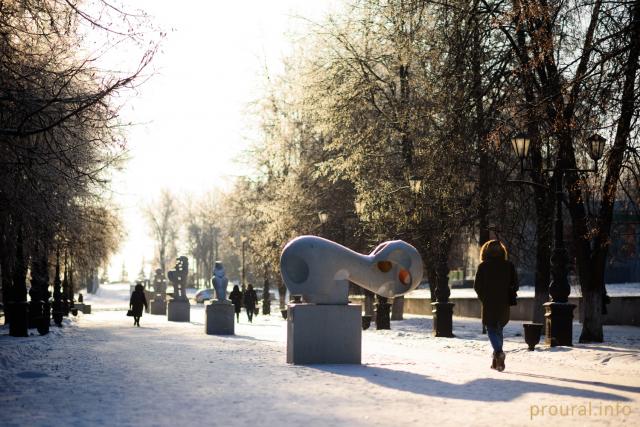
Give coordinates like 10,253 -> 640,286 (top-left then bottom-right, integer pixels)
278,277 -> 287,310
580,285 -> 603,342
580,0 -> 640,342
363,289 -> 375,316
1,253 -> 12,325
391,296 -> 404,320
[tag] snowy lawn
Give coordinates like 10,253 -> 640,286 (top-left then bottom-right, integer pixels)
1,283 -> 639,426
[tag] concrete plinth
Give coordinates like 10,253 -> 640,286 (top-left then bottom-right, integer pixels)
287,303 -> 361,364
150,299 -> 166,315
167,299 -> 190,322
544,302 -> 576,346
205,302 -> 234,335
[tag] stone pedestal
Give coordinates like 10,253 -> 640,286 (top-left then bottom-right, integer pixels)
205,302 -> 234,335
168,299 -> 190,322
287,303 -> 361,364
544,302 -> 576,347
150,298 -> 166,315
432,302 -> 455,337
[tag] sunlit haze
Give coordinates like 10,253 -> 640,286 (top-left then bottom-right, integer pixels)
106,1 -> 338,280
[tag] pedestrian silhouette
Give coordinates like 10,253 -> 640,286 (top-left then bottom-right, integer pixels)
243,284 -> 258,323
130,283 -> 148,327
229,285 -> 243,322
474,240 -> 518,372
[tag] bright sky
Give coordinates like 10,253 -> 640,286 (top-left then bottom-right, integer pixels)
105,0 -> 339,280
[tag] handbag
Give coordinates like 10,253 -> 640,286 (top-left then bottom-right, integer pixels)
126,309 -> 134,317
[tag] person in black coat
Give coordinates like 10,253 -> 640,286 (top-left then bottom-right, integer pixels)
243,284 -> 258,323
474,240 -> 518,372
228,285 -> 243,322
130,283 -> 148,327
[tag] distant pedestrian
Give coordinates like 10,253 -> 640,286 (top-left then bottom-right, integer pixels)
229,285 -> 243,322
129,283 -> 148,327
243,284 -> 258,323
474,240 -> 518,372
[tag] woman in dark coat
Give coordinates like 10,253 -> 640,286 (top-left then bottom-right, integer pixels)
229,285 -> 243,322
474,240 -> 518,372
130,283 -> 148,327
243,284 -> 258,323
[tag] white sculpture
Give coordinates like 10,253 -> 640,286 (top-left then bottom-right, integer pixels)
211,261 -> 229,301
280,236 -> 423,304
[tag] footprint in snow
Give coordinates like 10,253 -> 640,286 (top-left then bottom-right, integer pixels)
17,371 -> 48,379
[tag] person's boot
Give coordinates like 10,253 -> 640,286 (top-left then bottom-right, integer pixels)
491,352 -> 497,370
496,351 -> 506,372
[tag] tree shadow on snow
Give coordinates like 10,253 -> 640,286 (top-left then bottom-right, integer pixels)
313,365 -> 631,402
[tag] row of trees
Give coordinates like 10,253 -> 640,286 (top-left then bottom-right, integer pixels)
1,0 -> 159,334
209,0 -> 638,342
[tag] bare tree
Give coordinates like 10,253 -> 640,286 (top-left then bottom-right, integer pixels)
144,190 -> 179,274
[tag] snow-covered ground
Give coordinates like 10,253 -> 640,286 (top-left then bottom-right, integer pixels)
1,283 -> 639,426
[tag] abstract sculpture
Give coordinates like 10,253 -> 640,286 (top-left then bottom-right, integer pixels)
280,236 -> 423,304
167,256 -> 190,322
150,268 -> 167,315
152,268 -> 167,297
168,256 -> 189,300
211,261 -> 229,301
280,235 -> 424,364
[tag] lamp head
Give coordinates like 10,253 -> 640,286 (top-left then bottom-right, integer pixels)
587,133 -> 606,162
511,132 -> 531,160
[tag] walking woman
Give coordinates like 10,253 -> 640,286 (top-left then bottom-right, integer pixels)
474,240 -> 518,372
229,285 -> 243,322
130,283 -> 148,327
243,284 -> 258,323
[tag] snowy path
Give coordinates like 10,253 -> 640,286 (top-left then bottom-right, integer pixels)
1,284 -> 639,426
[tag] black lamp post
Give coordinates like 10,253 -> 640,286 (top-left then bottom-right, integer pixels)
511,132 -> 605,346
52,251 -> 63,327
241,236 -> 247,293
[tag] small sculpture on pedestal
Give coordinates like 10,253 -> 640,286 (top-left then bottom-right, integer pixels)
280,235 -> 423,364
168,256 -> 189,300
205,261 -> 234,335
149,268 -> 167,315
211,261 -> 229,301
167,256 -> 190,322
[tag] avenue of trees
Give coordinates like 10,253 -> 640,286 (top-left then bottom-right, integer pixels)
0,0 -> 160,332
195,0 -> 637,343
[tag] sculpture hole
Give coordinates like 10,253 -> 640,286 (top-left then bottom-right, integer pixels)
284,253 -> 309,284
377,261 -> 392,272
399,269 -> 411,286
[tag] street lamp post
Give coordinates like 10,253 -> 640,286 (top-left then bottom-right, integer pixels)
241,236 -> 247,293
511,132 -> 605,346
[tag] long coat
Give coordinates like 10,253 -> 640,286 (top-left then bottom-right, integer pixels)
243,289 -> 258,310
229,289 -> 243,313
130,289 -> 148,317
473,258 -> 517,327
